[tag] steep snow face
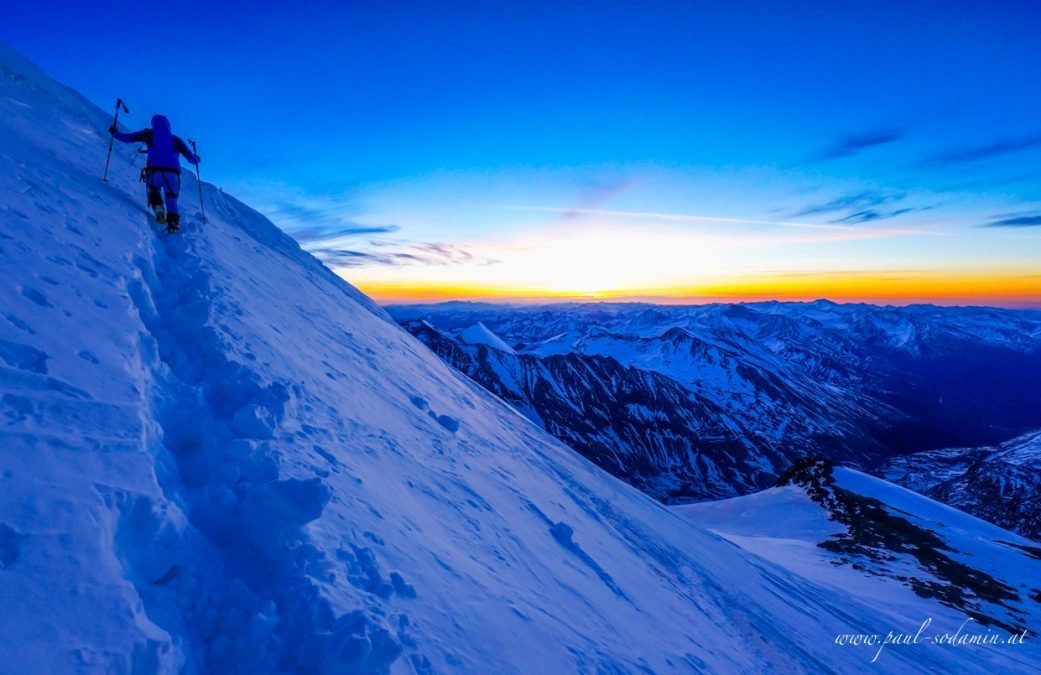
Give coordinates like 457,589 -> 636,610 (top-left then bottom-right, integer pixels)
2,42 -> 1040,674
677,463 -> 1041,667
458,322 -> 516,354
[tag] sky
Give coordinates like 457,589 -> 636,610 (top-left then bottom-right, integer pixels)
4,1 -> 1041,306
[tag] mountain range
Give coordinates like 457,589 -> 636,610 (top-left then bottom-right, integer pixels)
391,303 -> 1041,523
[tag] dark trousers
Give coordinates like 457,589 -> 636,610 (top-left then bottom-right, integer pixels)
146,168 -> 181,216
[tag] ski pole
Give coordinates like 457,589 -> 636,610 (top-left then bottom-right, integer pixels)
131,145 -> 147,167
102,97 -> 130,182
189,139 -> 207,223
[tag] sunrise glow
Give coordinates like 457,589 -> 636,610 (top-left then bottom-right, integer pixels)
336,207 -> 1041,307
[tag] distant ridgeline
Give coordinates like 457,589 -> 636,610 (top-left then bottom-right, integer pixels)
392,302 -> 1041,519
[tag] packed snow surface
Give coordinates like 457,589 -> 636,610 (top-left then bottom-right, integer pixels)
1,42 -> 1038,673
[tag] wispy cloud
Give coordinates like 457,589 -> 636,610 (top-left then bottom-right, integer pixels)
833,207 -> 915,224
980,211 -> 1041,228
560,176 -> 637,218
792,190 -> 901,217
261,184 -> 361,221
789,190 -> 921,224
498,205 -> 940,241
503,204 -> 853,230
811,127 -> 906,161
926,134 -> 1041,166
264,198 -> 404,245
291,223 -> 400,243
312,242 -> 498,268
246,183 -> 501,270
268,200 -> 349,224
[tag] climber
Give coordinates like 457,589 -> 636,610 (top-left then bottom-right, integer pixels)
110,114 -> 199,231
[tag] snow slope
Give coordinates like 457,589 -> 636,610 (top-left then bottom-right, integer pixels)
1,42 -> 1039,673
677,463 -> 1041,667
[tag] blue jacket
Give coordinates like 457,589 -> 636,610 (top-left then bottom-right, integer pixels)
113,114 -> 198,171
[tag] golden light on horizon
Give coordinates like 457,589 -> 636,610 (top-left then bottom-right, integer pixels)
350,268 -> 1041,307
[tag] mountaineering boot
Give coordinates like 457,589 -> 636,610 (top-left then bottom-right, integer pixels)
146,180 -> 165,224
165,211 -> 180,234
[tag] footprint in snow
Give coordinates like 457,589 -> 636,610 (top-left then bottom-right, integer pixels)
45,254 -> 71,266
410,396 -> 460,433
0,339 -> 48,374
0,524 -> 26,570
19,286 -> 51,307
2,394 -> 34,423
428,411 -> 460,433
2,313 -> 34,334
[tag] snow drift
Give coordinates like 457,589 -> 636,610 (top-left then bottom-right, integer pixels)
1,42 -> 1038,673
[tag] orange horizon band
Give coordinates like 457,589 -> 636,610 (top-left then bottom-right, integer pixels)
348,271 -> 1041,307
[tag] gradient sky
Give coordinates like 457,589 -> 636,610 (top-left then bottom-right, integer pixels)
5,1 -> 1041,305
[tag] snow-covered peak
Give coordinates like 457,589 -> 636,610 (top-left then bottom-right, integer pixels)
458,321 -> 516,354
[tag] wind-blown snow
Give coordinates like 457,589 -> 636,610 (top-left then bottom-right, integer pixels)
1,42 -> 1038,673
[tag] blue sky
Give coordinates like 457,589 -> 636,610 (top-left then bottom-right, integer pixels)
4,1 -> 1041,304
